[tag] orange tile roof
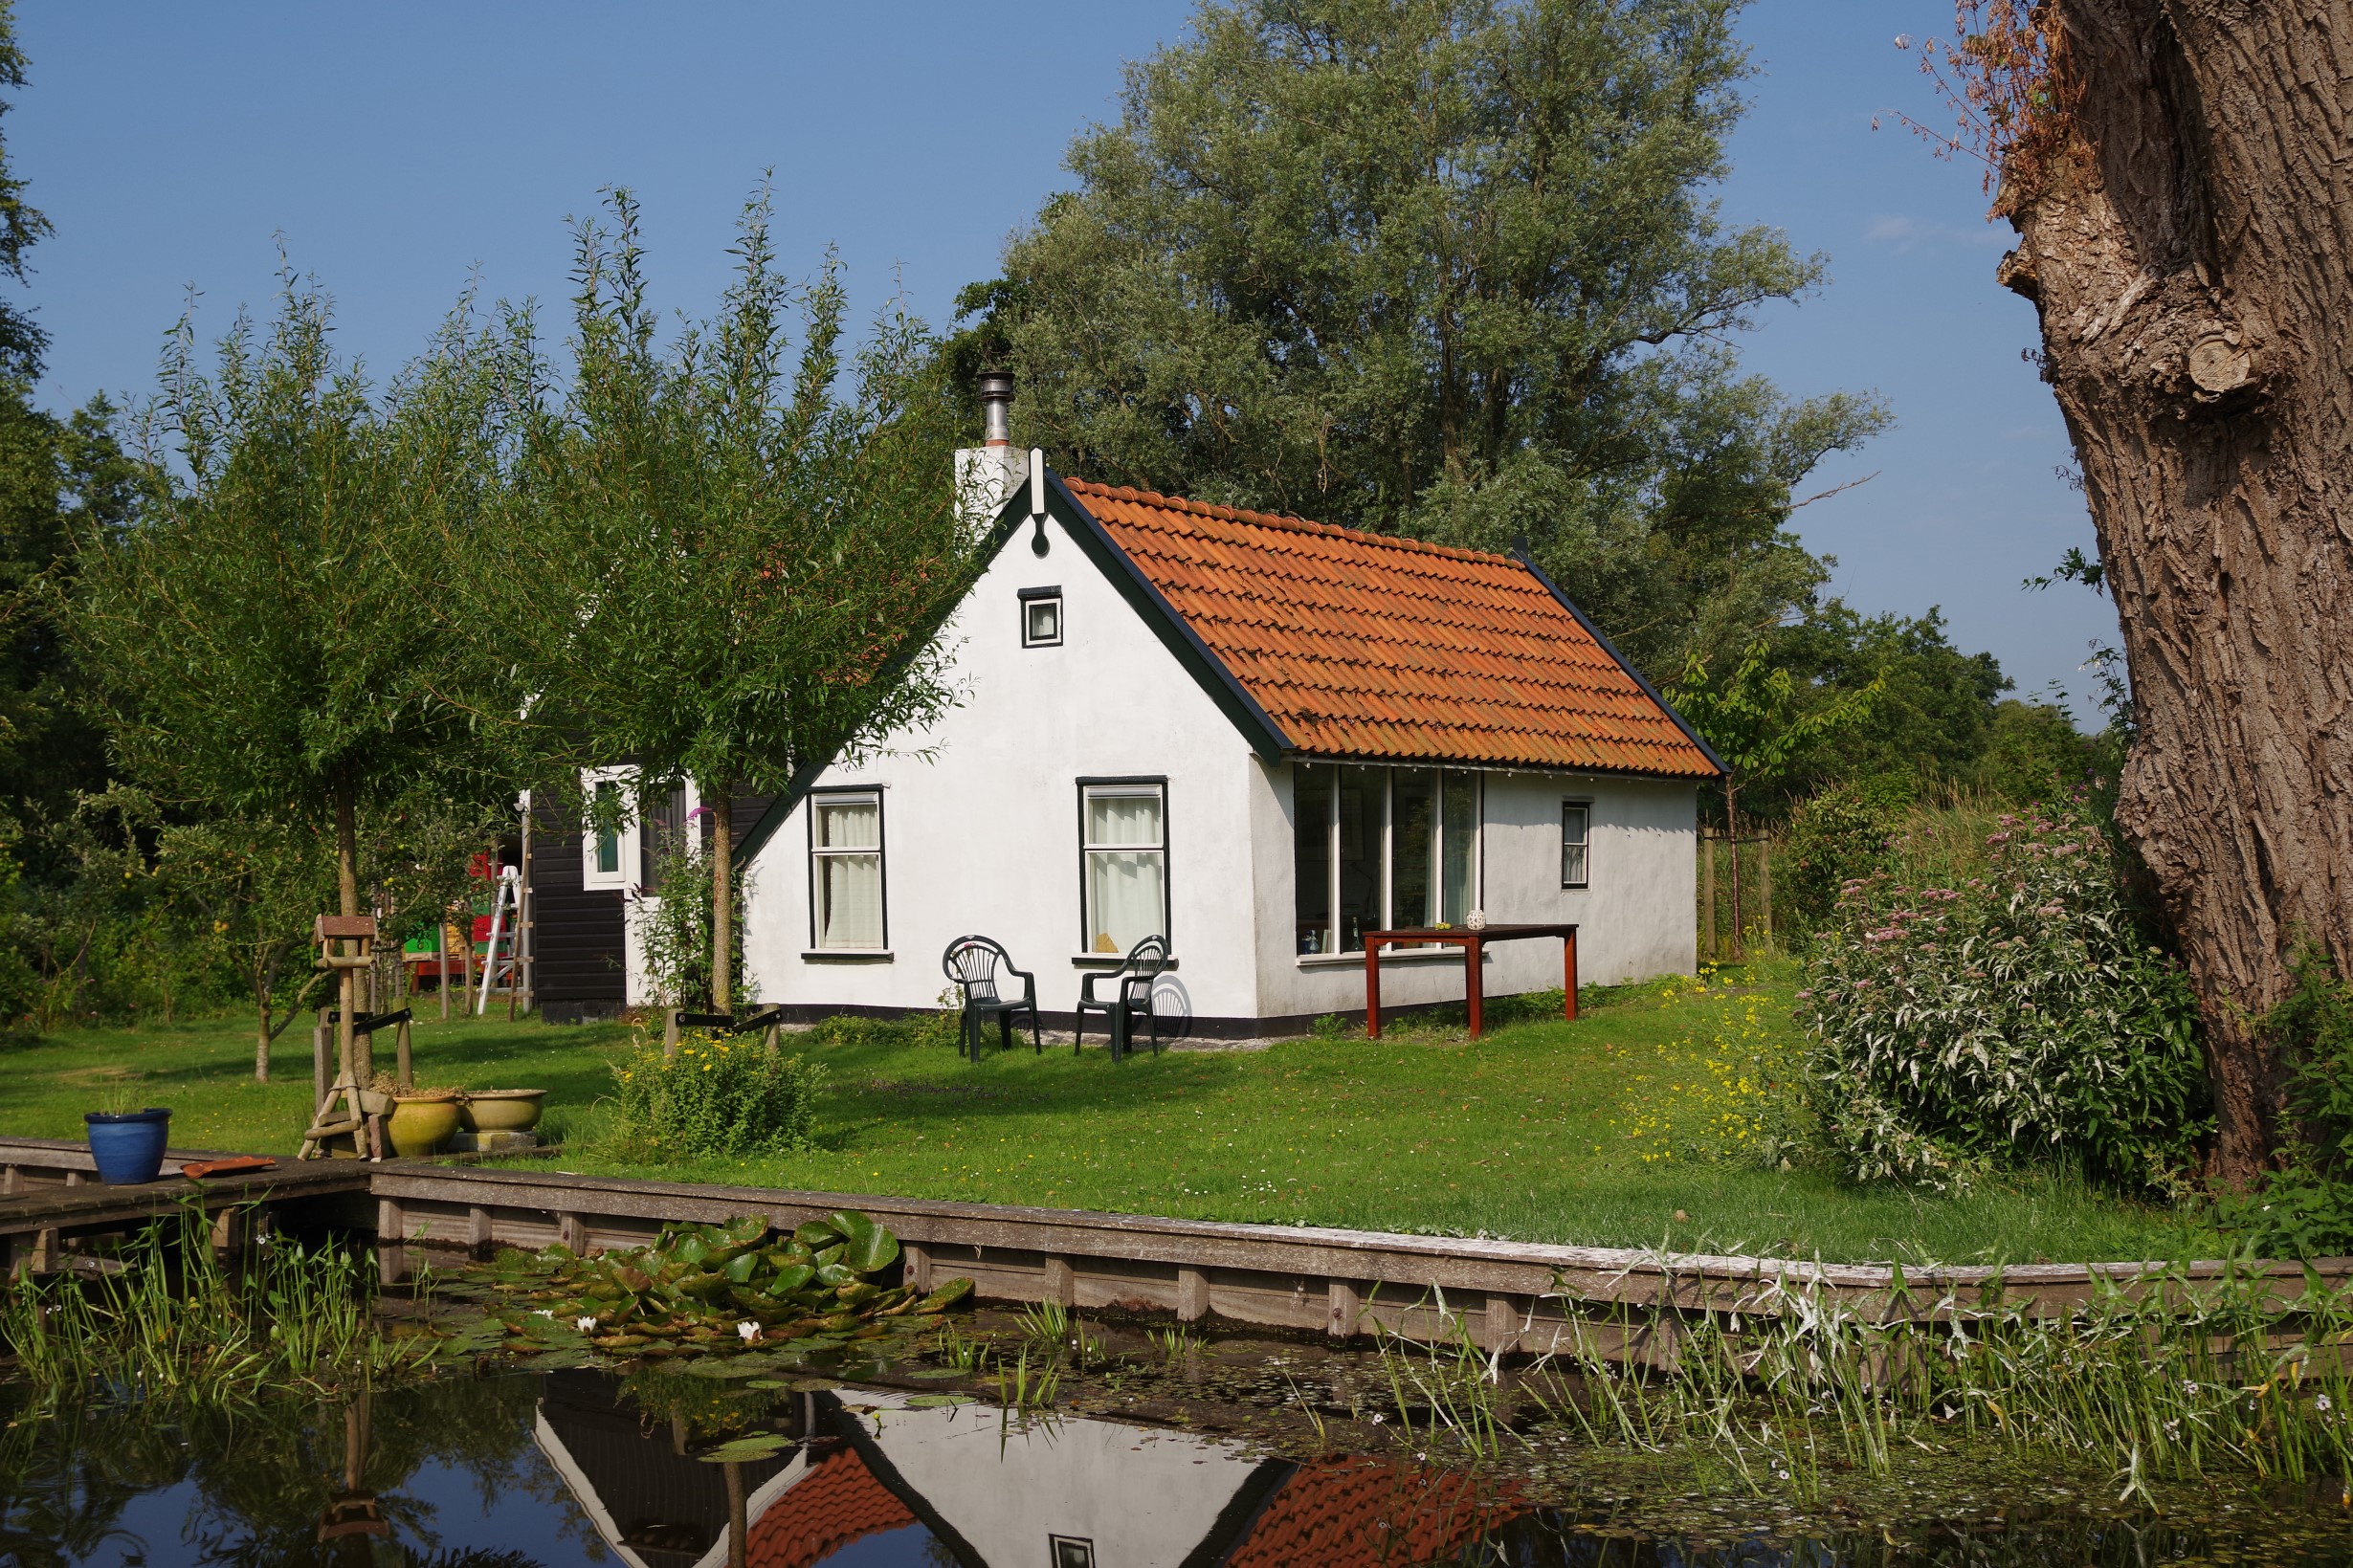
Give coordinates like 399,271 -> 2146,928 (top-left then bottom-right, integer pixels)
1223,1455 -> 1527,1566
747,1446 -> 920,1568
1066,479 -> 1720,778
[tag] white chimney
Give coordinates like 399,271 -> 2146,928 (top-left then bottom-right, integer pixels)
954,370 -> 1029,535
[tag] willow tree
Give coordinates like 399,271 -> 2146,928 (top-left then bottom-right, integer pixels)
70,276 -> 527,951
1926,2 -> 2353,1177
958,0 -> 1885,673
505,191 -> 972,1012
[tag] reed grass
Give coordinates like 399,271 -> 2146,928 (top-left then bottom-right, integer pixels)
1354,1257 -> 2353,1501
0,1201 -> 428,1408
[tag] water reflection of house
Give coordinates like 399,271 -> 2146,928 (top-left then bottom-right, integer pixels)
532,1372 -> 800,1568
536,1376 -> 1524,1568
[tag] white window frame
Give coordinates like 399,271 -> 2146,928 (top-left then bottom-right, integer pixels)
580,766 -> 638,892
1078,779 -> 1169,955
1561,799 -> 1591,890
807,788 -> 888,952
1019,585 -> 1064,648
1295,763 -> 1482,954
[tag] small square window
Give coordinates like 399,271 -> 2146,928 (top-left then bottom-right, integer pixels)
1050,1538 -> 1096,1568
1020,587 -> 1062,647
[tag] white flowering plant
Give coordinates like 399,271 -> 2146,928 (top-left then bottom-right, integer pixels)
1798,800 -> 2205,1189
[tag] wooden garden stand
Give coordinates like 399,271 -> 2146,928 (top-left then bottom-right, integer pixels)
300,915 -> 391,1161
1362,922 -> 1579,1042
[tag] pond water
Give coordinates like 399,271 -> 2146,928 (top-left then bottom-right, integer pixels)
8,1359 -> 2353,1568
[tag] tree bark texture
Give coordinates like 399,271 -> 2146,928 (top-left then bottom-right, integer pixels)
709,781 -> 735,1015
2007,2 -> 2353,1179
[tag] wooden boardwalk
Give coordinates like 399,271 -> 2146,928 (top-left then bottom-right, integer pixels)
6,1137 -> 2347,1351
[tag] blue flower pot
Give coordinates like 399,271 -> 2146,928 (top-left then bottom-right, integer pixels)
84,1108 -> 172,1185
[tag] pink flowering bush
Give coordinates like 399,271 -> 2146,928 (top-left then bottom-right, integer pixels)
1799,803 -> 2204,1189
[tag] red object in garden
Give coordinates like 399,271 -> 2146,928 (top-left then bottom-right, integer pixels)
1361,923 -> 1578,1042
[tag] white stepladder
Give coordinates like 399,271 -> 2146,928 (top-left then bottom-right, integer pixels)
474,864 -> 522,1016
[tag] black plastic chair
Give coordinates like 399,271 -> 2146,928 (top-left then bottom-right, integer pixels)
941,935 -> 1041,1065
1075,935 -> 1168,1062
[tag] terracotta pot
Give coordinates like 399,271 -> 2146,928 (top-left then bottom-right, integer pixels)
386,1094 -> 461,1158
459,1089 -> 545,1134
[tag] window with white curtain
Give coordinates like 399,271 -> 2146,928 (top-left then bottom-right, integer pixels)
1080,783 -> 1166,955
810,791 -> 885,950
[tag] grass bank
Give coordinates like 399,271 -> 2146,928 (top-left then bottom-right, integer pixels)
0,969 -> 2217,1266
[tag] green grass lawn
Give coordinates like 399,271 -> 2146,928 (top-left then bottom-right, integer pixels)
0,969 -> 2220,1267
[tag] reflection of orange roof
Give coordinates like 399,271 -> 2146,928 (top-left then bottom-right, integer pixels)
1069,479 -> 1719,778
1223,1455 -> 1525,1567
747,1447 -> 919,1568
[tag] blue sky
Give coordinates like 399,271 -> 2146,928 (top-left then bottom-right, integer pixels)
11,2 -> 2113,714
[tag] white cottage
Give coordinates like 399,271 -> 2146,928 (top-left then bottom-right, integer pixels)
716,435 -> 1722,1041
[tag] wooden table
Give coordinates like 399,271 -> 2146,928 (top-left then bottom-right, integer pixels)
1362,923 -> 1579,1041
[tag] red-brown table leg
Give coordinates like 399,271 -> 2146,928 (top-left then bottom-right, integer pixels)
1465,938 -> 1484,1040
1564,929 -> 1579,1022
1365,944 -> 1383,1039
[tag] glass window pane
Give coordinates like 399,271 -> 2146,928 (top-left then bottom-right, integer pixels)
1293,764 -> 1332,955
1440,770 -> 1477,925
593,782 -> 620,876
1336,766 -> 1380,952
815,852 -> 883,948
1026,598 -> 1061,643
1563,802 -> 1589,888
1390,768 -> 1435,930
1086,850 -> 1164,953
1086,791 -> 1162,848
815,798 -> 880,849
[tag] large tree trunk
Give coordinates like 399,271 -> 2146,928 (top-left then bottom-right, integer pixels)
2003,2 -> 2353,1182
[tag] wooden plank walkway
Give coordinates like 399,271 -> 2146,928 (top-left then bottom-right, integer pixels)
8,1137 -> 2347,1351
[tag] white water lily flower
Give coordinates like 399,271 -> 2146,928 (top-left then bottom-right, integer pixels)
533,1309 -> 555,1319
737,1320 -> 761,1342
2320,1395 -> 2335,1413
576,1315 -> 598,1334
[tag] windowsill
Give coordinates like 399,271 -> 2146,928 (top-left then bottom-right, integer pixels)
1071,954 -> 1179,969
1297,948 -> 1486,968
801,949 -> 894,962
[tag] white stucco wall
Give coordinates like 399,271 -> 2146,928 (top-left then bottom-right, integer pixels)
741,506 -> 1267,1025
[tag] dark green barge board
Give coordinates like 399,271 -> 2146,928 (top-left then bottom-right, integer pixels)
5,1137 -> 2345,1352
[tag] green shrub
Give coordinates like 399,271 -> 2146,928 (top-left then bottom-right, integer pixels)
2229,947 -> 2353,1257
1799,800 -> 2205,1189
804,1009 -> 960,1052
610,1027 -> 826,1160
1779,775 -> 1913,933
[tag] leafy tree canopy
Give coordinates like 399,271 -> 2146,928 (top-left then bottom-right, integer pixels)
954,0 -> 1886,673
68,273 -> 533,915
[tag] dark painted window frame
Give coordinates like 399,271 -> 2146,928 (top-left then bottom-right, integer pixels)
1075,775 -> 1170,956
805,784 -> 889,953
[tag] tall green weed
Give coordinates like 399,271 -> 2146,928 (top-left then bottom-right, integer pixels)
2229,946 -> 2353,1256
609,1027 -> 825,1160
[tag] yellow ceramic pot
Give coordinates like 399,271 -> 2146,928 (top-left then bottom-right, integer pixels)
458,1090 -> 545,1134
386,1094 -> 461,1158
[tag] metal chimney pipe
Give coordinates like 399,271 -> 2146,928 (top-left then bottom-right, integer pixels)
978,371 -> 1014,448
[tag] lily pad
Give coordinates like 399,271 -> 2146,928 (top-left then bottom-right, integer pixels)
788,1377 -> 841,1392
698,1434 -> 793,1464
903,1394 -> 977,1408
908,1367 -> 967,1380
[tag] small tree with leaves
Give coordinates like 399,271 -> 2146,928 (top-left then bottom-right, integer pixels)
501,191 -> 973,1012
1671,642 -> 1880,947
69,273 -> 530,1071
